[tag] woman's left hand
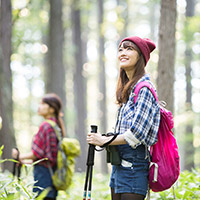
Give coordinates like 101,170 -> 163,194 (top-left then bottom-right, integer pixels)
87,133 -> 109,146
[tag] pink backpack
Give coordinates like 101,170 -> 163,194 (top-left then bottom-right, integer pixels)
134,81 -> 180,192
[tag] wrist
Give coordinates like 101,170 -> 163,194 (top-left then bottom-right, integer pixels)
102,136 -> 111,145
110,134 -> 127,145
101,134 -> 119,147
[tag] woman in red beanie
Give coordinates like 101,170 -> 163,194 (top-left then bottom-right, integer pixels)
87,36 -> 160,200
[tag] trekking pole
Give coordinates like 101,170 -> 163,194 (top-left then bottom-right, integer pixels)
83,125 -> 98,200
12,147 -> 21,181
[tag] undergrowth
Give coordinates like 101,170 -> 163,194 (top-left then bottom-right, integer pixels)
1,146 -> 200,200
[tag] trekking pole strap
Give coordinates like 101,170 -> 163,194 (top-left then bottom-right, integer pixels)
100,133 -> 119,148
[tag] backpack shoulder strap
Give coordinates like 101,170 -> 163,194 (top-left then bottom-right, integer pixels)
133,81 -> 159,103
46,119 -> 56,127
45,119 -> 62,141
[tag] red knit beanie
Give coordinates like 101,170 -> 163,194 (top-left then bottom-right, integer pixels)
119,36 -> 156,65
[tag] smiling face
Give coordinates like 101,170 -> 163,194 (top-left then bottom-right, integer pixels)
118,41 -> 140,72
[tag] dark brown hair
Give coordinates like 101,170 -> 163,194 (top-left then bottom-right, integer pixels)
116,41 -> 146,106
42,93 -> 65,137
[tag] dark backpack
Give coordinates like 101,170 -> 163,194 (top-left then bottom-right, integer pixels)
134,81 -> 180,192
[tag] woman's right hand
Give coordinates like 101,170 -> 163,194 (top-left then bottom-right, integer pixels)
87,132 -> 111,146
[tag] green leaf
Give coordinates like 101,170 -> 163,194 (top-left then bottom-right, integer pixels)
31,158 -> 48,166
35,187 -> 51,200
0,145 -> 4,158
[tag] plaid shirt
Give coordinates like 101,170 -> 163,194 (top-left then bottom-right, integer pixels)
32,117 -> 58,167
115,74 -> 160,147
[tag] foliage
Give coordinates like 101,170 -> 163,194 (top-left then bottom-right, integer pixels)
1,145 -> 200,199
150,168 -> 200,200
1,155 -> 200,200
59,172 -> 111,200
0,146 -> 17,165
65,169 -> 200,200
0,146 -> 49,200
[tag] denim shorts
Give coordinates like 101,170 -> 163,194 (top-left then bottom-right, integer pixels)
33,165 -> 57,198
109,144 -> 149,196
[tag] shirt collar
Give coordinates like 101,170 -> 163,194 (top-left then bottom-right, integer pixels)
48,117 -> 57,123
132,74 -> 150,90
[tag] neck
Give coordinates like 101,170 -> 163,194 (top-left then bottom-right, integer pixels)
44,114 -> 55,120
125,69 -> 134,80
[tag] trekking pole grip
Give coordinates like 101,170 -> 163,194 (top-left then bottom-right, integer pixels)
86,125 -> 98,166
91,125 -> 97,133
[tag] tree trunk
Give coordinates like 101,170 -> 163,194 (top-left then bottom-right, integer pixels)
157,0 -> 177,114
149,2 -> 158,41
0,0 -> 15,171
46,0 -> 66,109
117,0 -> 128,38
183,0 -> 195,171
71,0 -> 87,172
97,0 -> 108,173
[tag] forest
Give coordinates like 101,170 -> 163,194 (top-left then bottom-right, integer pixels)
0,0 -> 200,199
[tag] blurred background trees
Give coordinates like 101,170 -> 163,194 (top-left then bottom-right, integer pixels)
157,0 -> 177,113
0,0 -> 200,173
0,0 -> 15,171
46,0 -> 66,108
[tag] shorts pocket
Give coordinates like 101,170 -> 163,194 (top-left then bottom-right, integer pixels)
121,159 -> 132,168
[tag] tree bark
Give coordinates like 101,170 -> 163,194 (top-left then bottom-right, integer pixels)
46,0 -> 66,109
157,0 -> 177,113
71,0 -> 87,172
97,0 -> 108,173
117,0 -> 128,38
149,2 -> 158,41
183,0 -> 195,171
0,0 -> 16,171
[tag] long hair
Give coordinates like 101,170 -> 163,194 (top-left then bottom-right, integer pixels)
42,93 -> 65,137
116,41 -> 146,106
